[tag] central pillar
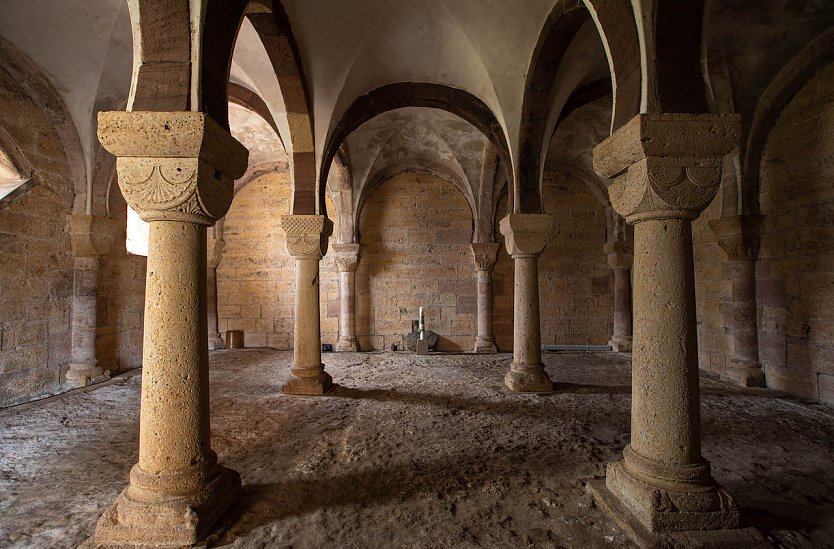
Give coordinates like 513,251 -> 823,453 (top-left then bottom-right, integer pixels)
333,243 -> 360,352
207,236 -> 226,350
593,113 -> 742,532
604,240 -> 633,352
65,214 -> 118,387
709,215 -> 766,387
471,242 -> 499,353
94,111 -> 247,546
499,214 -> 553,392
281,215 -> 334,394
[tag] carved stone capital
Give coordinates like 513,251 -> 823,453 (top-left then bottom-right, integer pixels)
97,112 -> 248,226
471,242 -> 500,272
281,215 -> 333,260
207,237 -> 225,269
593,114 -> 741,224
499,214 -> 552,258
708,215 -> 763,261
603,240 -> 633,270
67,214 -> 118,258
332,242 -> 361,272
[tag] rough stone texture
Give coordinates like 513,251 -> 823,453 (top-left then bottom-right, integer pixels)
217,172 -> 340,349
95,186 -> 146,375
0,61 -> 76,406
494,172 -> 613,351
1,350 -> 833,548
356,172 -> 476,351
758,62 -> 834,404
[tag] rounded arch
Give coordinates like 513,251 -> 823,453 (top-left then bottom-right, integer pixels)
741,28 -> 834,215
581,0 -> 642,130
321,82 -> 511,216
0,35 -> 86,212
518,0 -> 591,214
228,81 -> 283,142
355,164 -> 477,244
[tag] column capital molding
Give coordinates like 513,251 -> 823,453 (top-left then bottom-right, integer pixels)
97,111 -> 248,226
207,237 -> 225,269
67,214 -> 118,258
471,242 -> 500,272
604,240 -> 633,269
593,114 -> 741,224
332,242 -> 361,272
499,213 -> 552,258
281,215 -> 333,259
708,214 -> 763,261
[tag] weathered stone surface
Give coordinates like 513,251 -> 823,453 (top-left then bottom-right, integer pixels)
405,329 -> 439,351
333,243 -> 361,351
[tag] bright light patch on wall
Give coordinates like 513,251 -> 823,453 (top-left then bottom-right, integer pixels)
126,206 -> 149,257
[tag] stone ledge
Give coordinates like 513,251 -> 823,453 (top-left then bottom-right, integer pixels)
587,479 -> 771,549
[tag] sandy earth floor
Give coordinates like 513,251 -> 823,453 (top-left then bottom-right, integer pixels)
1,350 -> 833,548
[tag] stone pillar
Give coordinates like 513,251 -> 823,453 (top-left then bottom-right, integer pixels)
64,214 -> 118,387
94,111 -> 247,546
604,240 -> 633,352
207,236 -> 225,350
280,215 -> 334,394
709,215 -> 766,387
471,242 -> 499,353
593,114 -> 742,532
499,214 -> 553,392
333,243 -> 360,352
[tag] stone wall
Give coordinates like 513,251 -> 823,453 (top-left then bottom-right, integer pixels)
217,172 -> 340,349
96,185 -> 146,374
757,61 -> 834,403
493,172 -> 612,351
356,172 -> 476,351
0,66 -> 75,406
693,197 -> 733,377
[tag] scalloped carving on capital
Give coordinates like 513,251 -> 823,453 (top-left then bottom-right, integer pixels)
471,242 -> 500,271
332,243 -> 361,272
67,214 -> 118,257
98,111 -> 248,226
594,113 -> 740,223
281,215 -> 334,259
499,214 -> 553,258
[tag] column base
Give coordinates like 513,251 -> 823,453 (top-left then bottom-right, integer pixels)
64,361 -> 109,388
208,335 -> 226,351
282,367 -> 333,395
604,451 -> 740,533
336,337 -> 359,352
505,363 -> 553,393
473,337 -> 498,353
94,462 -> 241,547
722,359 -> 766,388
608,336 -> 633,352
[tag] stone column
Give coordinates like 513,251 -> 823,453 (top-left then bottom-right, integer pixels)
207,236 -> 225,350
709,215 -> 766,387
94,111 -> 247,546
593,114 -> 742,532
64,214 -> 118,387
333,243 -> 360,352
499,214 -> 553,392
281,215 -> 334,394
604,240 -> 633,352
471,242 -> 499,353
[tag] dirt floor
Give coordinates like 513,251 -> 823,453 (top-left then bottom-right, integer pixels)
1,350 -> 833,548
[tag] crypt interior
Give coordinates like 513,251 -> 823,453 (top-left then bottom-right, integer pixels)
0,0 -> 833,547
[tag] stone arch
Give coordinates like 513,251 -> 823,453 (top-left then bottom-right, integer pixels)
0,36 -> 86,212
741,28 -> 834,216
246,3 -> 316,215
518,0 -> 591,214
355,164 -> 477,244
581,0 -> 642,130
321,82 -> 511,217
228,82 -> 282,141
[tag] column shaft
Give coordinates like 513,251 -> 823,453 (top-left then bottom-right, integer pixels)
338,269 -> 357,350
513,255 -> 542,367
66,257 -> 104,384
611,267 -> 632,350
476,270 -> 494,345
206,265 -> 224,350
731,260 -> 758,364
